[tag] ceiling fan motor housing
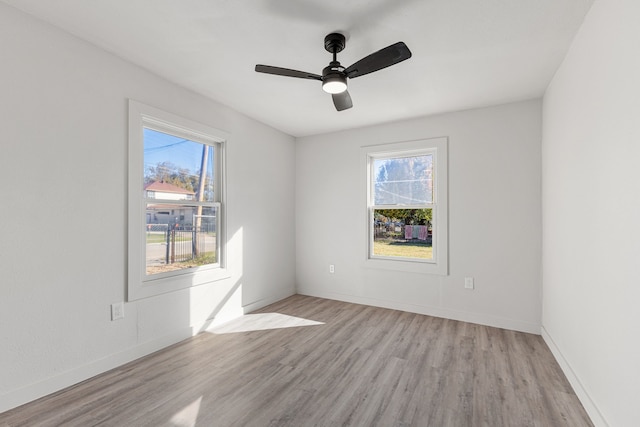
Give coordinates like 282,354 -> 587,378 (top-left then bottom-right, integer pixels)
324,33 -> 346,53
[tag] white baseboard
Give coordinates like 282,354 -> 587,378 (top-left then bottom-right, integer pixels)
242,288 -> 296,313
297,289 -> 541,334
541,326 -> 608,427
0,327 -> 195,414
0,288 -> 538,415
1,289 -> 298,414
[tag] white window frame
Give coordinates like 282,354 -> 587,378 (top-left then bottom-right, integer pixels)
128,100 -> 229,301
363,137 -> 448,275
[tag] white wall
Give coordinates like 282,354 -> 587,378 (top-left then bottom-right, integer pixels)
296,100 -> 542,333
0,3 -> 295,412
541,0 -> 640,426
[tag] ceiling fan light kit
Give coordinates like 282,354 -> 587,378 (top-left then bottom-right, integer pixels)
322,73 -> 347,94
255,32 -> 411,111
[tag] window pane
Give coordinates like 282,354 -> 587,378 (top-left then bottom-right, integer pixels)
143,128 -> 215,202
145,204 -> 218,275
372,208 -> 432,260
373,155 -> 432,205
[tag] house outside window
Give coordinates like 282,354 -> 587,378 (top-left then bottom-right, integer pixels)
128,100 -> 229,300
364,138 -> 448,275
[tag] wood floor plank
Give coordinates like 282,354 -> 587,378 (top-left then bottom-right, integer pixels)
1,295 -> 593,426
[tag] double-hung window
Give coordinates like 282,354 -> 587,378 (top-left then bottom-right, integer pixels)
128,100 -> 228,300
364,138 -> 448,275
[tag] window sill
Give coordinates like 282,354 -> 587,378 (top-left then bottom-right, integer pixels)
129,266 -> 231,301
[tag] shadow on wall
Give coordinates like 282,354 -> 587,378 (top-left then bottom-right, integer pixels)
195,278 -> 243,334
192,225 -> 244,334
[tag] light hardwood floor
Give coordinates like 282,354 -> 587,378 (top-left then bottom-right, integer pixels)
1,295 -> 593,426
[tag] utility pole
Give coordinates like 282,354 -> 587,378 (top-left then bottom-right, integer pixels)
194,144 -> 209,257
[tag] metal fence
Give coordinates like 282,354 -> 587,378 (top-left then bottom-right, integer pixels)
146,221 -> 216,266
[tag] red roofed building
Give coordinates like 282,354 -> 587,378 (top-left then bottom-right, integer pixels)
144,181 -> 195,201
145,181 -> 196,226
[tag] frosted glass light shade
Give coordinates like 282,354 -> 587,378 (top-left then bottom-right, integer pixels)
322,75 -> 347,94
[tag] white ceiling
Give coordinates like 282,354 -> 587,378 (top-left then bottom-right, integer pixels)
3,0 -> 594,137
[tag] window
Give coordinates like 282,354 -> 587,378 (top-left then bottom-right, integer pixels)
128,100 -> 228,300
364,138 -> 448,275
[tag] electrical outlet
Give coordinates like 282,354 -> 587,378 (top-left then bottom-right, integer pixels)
329,264 -> 335,274
464,277 -> 474,290
111,302 -> 125,321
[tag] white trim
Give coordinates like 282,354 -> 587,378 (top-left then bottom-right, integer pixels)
0,327 -> 195,413
298,290 -> 541,334
128,100 -> 230,301
0,287 -> 297,413
241,288 -> 297,314
361,137 -> 448,275
541,327 -> 608,427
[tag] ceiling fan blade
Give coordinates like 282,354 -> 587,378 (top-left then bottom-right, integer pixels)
255,65 -> 322,80
344,42 -> 412,79
332,90 -> 353,111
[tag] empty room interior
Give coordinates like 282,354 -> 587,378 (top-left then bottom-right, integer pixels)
1,0 -> 638,426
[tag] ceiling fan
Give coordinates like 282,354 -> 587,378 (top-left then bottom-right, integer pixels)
255,33 -> 412,111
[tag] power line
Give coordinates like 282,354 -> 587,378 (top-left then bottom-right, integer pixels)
144,138 -> 190,152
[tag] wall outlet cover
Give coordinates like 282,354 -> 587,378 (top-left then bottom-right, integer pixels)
464,277 -> 474,289
111,302 -> 125,320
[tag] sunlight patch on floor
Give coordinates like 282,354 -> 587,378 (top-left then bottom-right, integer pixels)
207,312 -> 324,334
170,396 -> 202,427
